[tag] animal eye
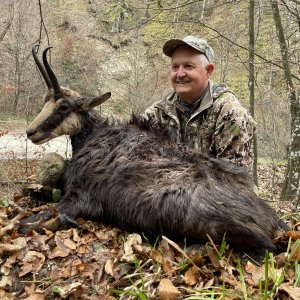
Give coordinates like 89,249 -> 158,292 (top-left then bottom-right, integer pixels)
60,101 -> 70,111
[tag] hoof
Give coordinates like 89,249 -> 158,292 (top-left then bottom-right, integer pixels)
19,211 -> 79,234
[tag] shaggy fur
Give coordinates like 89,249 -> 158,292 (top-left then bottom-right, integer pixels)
57,113 -> 286,256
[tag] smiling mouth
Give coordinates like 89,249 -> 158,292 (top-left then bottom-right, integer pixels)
176,82 -> 191,86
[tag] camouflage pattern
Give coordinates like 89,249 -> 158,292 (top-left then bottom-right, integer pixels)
163,35 -> 214,62
143,82 -> 256,167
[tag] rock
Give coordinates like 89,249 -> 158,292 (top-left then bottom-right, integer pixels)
36,153 -> 66,187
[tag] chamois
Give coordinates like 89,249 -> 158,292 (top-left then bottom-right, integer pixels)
27,45 -> 287,258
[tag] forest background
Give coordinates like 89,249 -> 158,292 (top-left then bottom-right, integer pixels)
0,0 -> 299,201
0,1 -> 300,299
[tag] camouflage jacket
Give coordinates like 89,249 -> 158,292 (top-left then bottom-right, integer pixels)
143,82 -> 256,167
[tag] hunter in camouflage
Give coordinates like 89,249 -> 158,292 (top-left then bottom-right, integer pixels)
143,36 -> 256,167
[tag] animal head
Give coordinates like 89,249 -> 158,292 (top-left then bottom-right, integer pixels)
27,45 -> 111,144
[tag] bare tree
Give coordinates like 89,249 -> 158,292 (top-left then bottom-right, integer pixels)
270,0 -> 300,204
249,0 -> 258,185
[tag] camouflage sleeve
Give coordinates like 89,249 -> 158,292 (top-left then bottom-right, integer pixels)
142,102 -> 161,122
212,93 -> 256,167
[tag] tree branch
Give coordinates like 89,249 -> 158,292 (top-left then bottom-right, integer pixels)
181,20 -> 300,82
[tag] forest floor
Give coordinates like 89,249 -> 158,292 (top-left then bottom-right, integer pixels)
0,125 -> 299,299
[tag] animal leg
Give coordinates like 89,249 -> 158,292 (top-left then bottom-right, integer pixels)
19,210 -> 79,235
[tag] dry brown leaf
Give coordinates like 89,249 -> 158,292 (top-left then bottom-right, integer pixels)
0,237 -> 27,254
278,284 -> 300,300
48,245 -> 70,259
204,277 -> 215,288
275,252 -> 288,268
121,233 -> 142,262
22,284 -> 45,300
26,183 -> 44,191
104,259 -> 115,277
53,282 -> 86,299
162,258 -> 175,275
151,249 -> 163,263
158,278 -> 181,300
60,258 -> 82,278
245,261 -> 283,287
71,228 -> 81,242
48,234 -> 71,259
284,231 -> 300,240
1,252 -> 18,275
0,275 -> 13,289
49,265 -> 61,281
56,229 -> 78,250
162,236 -> 198,269
159,239 -> 175,261
219,269 -> 237,286
290,242 -> 300,261
0,221 -> 19,238
81,262 -> 104,281
205,245 -> 220,268
19,251 -> 45,277
77,244 -> 88,255
94,228 -> 119,242
77,263 -> 86,273
63,238 -> 77,250
30,232 -> 51,252
0,288 -> 15,300
185,265 -> 200,286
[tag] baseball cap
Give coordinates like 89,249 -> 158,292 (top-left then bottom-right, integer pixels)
163,35 -> 214,62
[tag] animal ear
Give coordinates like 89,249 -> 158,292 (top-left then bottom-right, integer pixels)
75,92 -> 111,111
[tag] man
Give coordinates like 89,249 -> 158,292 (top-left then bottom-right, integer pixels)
143,35 -> 256,167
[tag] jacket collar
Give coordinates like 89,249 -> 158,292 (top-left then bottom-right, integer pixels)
155,81 -> 214,122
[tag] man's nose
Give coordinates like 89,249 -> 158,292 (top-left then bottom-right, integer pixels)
177,66 -> 186,78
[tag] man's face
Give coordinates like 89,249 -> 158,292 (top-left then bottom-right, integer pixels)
170,46 -> 214,104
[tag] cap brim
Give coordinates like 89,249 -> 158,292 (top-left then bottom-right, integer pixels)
163,39 -> 190,57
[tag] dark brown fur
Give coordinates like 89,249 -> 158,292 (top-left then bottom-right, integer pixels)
58,113 -> 286,256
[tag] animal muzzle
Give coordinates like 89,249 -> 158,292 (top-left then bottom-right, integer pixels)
26,128 -> 50,144
26,128 -> 37,140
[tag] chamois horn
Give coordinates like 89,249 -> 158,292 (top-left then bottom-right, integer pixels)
32,44 -> 52,89
42,46 -> 63,100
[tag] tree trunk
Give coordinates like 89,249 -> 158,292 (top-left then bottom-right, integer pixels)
270,0 -> 300,204
248,0 -> 258,185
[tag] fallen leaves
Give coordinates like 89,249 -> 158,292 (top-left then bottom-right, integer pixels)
278,284 -> 300,300
48,229 -> 78,259
0,236 -> 27,254
159,278 -> 181,300
121,233 -> 143,262
0,193 -> 299,299
19,250 -> 46,276
53,282 -> 87,299
184,265 -> 200,286
245,261 -> 284,287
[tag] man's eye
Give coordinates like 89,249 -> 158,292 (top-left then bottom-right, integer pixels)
185,65 -> 194,70
171,65 -> 179,71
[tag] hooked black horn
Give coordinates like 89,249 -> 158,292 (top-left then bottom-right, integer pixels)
42,46 -> 63,100
32,44 -> 52,89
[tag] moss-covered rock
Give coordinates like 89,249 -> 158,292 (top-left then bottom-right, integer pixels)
36,153 -> 66,188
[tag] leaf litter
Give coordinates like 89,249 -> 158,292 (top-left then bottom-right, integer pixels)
0,165 -> 299,299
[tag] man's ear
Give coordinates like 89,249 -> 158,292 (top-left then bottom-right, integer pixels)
206,63 -> 215,77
